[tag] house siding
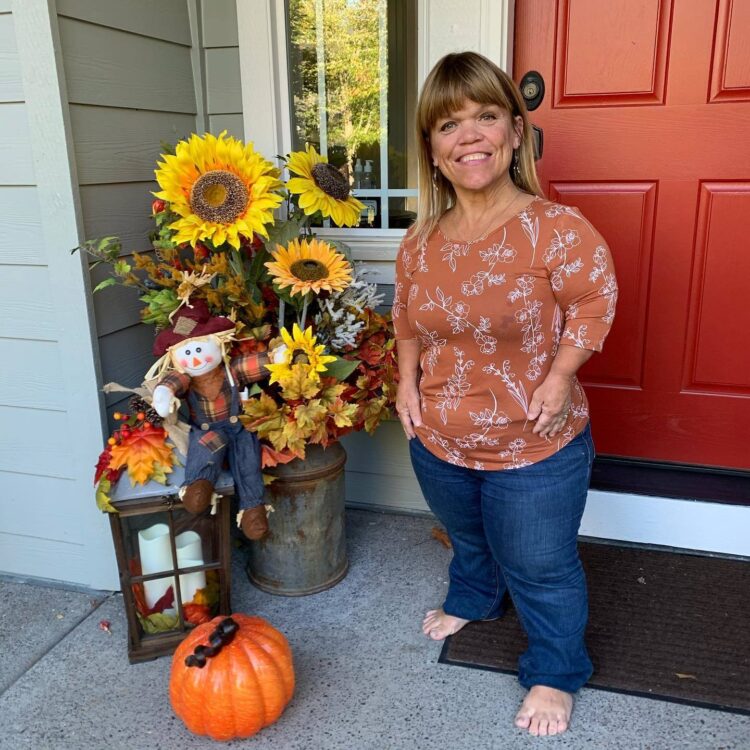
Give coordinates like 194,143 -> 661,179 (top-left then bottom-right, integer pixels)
56,1 -> 199,420
0,7 -> 84,568
201,0 -> 244,139
0,0 -> 113,587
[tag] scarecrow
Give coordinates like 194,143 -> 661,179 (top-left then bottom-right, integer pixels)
149,300 -> 284,540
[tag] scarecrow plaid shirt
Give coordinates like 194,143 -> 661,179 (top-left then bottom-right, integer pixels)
159,352 -> 270,425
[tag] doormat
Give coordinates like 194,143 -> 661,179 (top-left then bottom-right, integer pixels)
439,542 -> 750,715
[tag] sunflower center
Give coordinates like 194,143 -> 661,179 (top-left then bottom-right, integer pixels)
290,259 -> 330,282
292,351 -> 311,366
190,170 -> 248,224
311,163 -> 351,201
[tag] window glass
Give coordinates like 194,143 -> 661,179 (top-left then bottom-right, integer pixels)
287,0 -> 418,230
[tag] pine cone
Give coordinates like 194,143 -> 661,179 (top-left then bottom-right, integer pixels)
128,395 -> 162,425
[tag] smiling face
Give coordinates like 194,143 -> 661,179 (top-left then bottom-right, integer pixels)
170,336 -> 222,377
430,99 -> 522,196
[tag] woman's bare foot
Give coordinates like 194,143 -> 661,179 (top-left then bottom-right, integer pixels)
514,685 -> 574,736
422,608 -> 469,640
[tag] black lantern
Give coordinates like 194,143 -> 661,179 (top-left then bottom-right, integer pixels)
108,467 -> 233,663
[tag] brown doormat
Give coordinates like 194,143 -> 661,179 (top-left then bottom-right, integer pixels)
439,542 -> 750,715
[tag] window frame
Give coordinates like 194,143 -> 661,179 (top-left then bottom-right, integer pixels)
237,0 -> 515,260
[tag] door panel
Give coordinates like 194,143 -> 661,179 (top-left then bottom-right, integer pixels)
515,0 -> 750,469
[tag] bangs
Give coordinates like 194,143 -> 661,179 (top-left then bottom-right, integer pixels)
418,54 -> 516,135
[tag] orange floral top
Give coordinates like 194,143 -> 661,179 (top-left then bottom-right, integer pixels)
392,197 -> 618,470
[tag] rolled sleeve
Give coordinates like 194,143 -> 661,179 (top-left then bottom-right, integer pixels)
544,209 -> 618,352
233,351 -> 270,387
159,370 -> 190,397
392,238 -> 417,341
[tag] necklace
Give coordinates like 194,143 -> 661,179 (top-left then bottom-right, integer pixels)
439,190 -> 525,246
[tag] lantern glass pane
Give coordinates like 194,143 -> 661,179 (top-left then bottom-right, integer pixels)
121,507 -> 221,636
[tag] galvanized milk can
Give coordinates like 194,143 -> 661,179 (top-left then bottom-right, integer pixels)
246,442 -> 348,595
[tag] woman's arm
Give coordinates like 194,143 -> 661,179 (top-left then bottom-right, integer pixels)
527,346 -> 593,438
531,208 -> 618,438
395,338 -> 422,439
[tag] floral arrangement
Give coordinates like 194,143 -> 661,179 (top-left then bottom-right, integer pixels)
82,132 -> 397,504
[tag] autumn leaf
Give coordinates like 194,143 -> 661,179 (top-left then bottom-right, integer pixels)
294,400 -> 328,432
280,420 -> 307,458
244,391 -> 285,423
319,381 -> 346,405
363,395 -> 389,433
191,571 -> 220,608
137,611 -> 179,635
278,366 -> 323,400
329,399 -> 358,428
108,424 -> 175,486
431,526 -> 452,549
261,444 -> 297,468
95,478 -> 118,514
183,603 -> 211,625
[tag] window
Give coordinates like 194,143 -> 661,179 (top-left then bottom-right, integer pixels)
286,0 -> 419,233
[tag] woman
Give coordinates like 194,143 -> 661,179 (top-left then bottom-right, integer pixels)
392,52 -> 617,737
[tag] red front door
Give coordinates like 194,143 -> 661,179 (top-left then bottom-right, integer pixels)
515,0 -> 750,470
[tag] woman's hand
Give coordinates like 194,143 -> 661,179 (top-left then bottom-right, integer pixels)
527,373 -> 572,439
396,379 -> 423,439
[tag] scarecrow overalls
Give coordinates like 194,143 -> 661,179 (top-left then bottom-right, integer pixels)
185,373 -> 264,511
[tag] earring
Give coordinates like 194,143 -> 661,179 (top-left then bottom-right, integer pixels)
432,167 -> 438,190
512,150 -> 520,181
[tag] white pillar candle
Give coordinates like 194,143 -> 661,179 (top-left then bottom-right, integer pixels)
175,531 -> 205,604
138,523 -> 175,609
175,531 -> 203,563
177,558 -> 207,604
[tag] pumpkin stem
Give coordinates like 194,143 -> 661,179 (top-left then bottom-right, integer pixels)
185,617 -> 239,668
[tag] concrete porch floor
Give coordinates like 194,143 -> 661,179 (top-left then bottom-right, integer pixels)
1,509 -> 747,750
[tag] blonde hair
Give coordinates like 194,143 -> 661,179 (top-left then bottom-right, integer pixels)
412,51 -> 543,245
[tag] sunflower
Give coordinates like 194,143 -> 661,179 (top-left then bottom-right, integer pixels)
154,131 -> 283,250
266,324 -> 337,385
265,237 -> 352,297
286,144 -> 364,227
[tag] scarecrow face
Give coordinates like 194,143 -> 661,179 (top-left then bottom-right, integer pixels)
171,336 -> 222,376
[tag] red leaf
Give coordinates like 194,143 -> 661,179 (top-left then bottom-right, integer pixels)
149,585 -> 175,615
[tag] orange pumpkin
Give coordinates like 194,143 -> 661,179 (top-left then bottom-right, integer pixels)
169,614 -> 295,741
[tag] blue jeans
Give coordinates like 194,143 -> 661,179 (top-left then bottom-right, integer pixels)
409,425 -> 595,693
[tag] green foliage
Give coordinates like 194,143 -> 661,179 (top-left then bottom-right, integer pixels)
322,356 -> 359,381
140,288 -> 180,327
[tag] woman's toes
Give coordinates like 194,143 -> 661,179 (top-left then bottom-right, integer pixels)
514,712 -> 531,729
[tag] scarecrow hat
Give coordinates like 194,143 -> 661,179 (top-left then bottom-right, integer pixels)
152,299 -> 234,356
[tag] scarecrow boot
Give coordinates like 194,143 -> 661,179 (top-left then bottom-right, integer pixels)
240,505 -> 269,540
181,479 -> 214,514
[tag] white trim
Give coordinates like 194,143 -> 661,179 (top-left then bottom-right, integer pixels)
11,0 -> 117,589
187,0 -> 208,135
579,491 -> 750,558
236,0 -> 291,159
418,0 -> 516,78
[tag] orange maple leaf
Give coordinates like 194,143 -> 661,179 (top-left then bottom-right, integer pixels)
108,425 -> 175,485
261,444 -> 297,468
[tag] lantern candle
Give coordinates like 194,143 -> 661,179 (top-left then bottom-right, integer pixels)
175,531 -> 206,604
138,523 -> 175,609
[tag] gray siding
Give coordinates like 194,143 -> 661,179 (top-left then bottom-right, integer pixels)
0,9 -> 72,570
57,1 -> 199,418
200,0 -> 243,138
0,1 -> 113,585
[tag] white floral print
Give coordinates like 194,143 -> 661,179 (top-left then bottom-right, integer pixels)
392,198 -> 617,470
